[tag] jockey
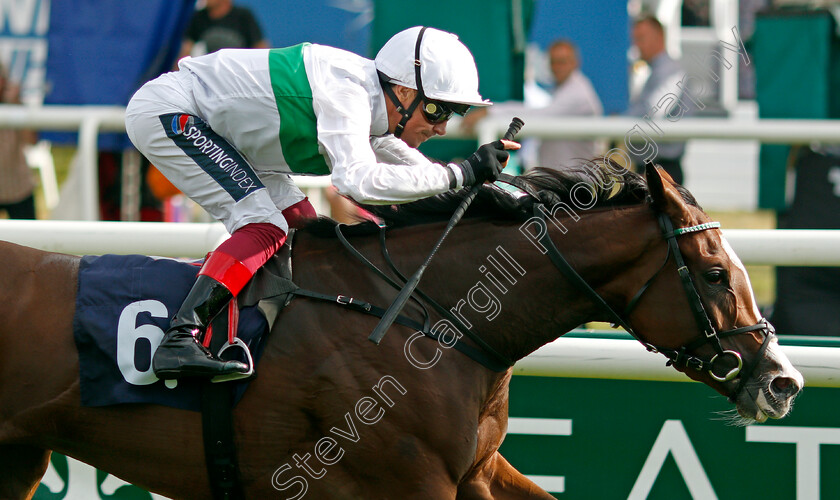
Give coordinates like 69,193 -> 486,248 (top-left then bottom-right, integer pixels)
125,26 -> 519,380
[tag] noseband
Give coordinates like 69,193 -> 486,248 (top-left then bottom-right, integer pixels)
532,204 -> 775,403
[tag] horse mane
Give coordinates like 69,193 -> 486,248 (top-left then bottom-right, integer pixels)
302,160 -> 699,236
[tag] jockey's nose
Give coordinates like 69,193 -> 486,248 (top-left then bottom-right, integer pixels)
433,120 -> 448,136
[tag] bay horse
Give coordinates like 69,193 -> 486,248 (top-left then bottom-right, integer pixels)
0,163 -> 802,499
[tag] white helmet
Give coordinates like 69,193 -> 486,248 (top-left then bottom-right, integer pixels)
375,26 -> 491,108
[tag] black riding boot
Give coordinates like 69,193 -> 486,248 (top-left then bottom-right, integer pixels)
153,274 -> 249,379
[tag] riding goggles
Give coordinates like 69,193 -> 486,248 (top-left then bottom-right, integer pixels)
422,100 -> 470,124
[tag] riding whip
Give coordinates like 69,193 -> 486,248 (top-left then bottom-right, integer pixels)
368,117 -> 524,345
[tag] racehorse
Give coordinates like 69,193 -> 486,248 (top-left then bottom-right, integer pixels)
0,162 -> 802,499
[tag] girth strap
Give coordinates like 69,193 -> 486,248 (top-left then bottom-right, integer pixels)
201,307 -> 246,500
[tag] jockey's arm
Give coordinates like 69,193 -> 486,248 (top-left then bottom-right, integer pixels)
329,134 -> 464,205
311,80 -> 463,205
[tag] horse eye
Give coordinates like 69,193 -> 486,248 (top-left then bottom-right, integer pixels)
704,270 -> 726,285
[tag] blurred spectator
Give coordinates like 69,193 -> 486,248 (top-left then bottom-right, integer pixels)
0,63 -> 37,219
682,0 -> 711,27
178,0 -> 269,61
625,15 -> 688,185
97,152 -> 164,221
462,39 -> 603,170
738,0 -> 770,100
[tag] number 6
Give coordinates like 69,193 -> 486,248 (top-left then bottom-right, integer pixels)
116,299 -> 172,387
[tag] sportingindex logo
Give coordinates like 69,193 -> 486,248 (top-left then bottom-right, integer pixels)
159,112 -> 264,203
171,114 -> 194,135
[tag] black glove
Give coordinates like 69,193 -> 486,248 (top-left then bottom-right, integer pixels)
458,140 -> 509,186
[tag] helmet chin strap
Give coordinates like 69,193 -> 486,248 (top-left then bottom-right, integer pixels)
379,73 -> 422,139
379,26 -> 429,139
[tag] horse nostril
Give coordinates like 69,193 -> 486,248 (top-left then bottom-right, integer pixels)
771,376 -> 801,399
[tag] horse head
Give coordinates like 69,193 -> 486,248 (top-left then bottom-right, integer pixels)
623,163 -> 803,422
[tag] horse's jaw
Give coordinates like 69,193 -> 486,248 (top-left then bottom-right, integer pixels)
732,340 -> 804,423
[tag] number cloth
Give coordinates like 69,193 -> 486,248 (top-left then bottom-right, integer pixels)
72,254 -> 268,411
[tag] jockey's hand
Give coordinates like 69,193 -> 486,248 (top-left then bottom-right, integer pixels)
458,140 -> 521,185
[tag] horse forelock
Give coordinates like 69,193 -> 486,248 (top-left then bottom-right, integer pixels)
301,159 -> 700,235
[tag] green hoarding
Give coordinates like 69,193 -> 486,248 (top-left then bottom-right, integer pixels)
503,376 -> 839,499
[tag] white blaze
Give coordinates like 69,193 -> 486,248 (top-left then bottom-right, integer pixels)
720,235 -> 762,318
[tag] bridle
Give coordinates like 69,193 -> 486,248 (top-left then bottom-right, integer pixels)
531,202 -> 775,403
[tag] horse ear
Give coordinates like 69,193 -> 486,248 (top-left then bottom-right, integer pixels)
645,162 -> 683,215
645,162 -> 666,209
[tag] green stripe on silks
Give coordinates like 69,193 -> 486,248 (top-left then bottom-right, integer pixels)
268,44 -> 331,175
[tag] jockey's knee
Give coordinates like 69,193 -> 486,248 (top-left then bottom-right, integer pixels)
282,198 -> 317,229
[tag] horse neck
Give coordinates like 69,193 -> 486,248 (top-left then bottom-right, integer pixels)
409,204 -> 662,364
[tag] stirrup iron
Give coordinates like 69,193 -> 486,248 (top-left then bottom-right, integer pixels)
211,338 -> 255,383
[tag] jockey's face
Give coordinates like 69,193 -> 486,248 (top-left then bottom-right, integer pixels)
387,86 -> 448,148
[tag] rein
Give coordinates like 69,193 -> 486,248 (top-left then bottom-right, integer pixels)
367,118 -> 524,344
